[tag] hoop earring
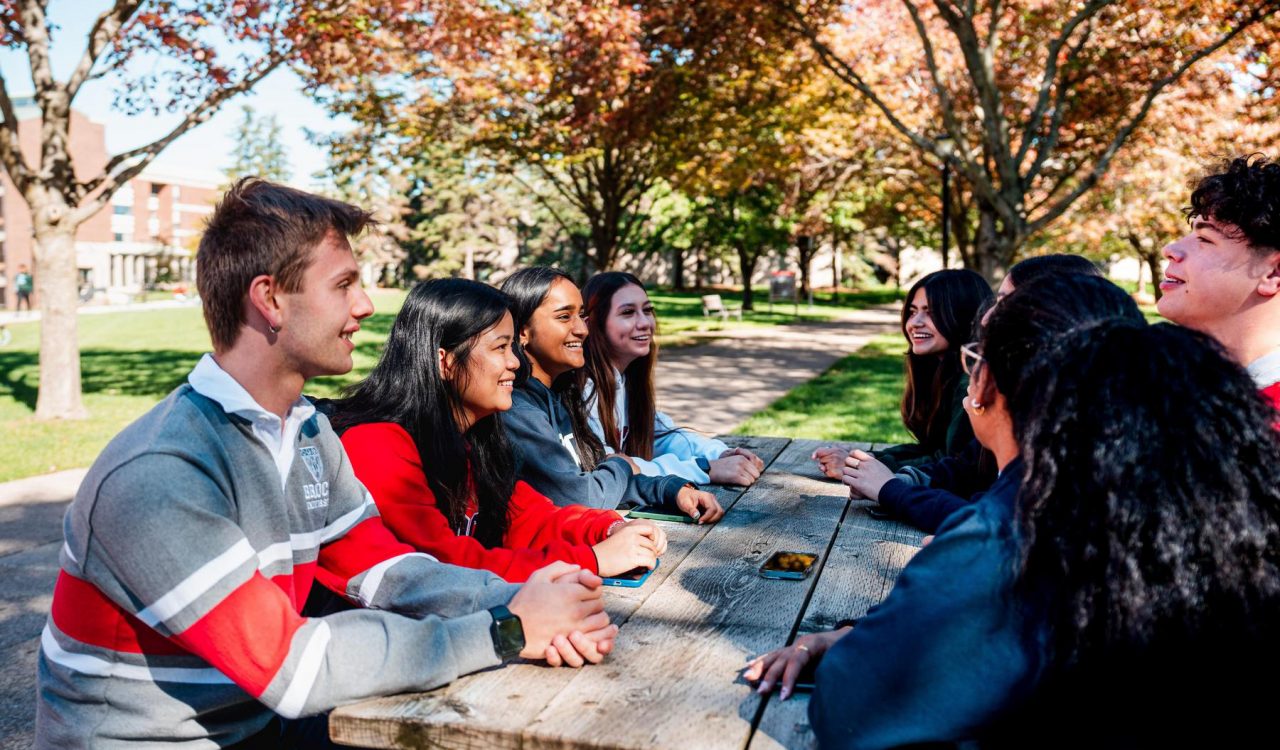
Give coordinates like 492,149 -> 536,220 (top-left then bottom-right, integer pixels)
970,398 -> 985,415
269,324 -> 281,334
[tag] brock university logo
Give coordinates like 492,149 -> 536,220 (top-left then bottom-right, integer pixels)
299,446 -> 324,483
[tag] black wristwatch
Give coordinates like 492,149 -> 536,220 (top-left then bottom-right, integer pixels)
488,605 -> 525,661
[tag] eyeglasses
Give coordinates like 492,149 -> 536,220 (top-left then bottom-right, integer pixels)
960,342 -> 985,375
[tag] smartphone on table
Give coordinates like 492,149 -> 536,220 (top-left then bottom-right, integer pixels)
603,558 -> 660,588
758,550 -> 819,580
625,501 -> 697,524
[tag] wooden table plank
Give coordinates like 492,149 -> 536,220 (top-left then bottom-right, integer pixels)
511,439 -> 851,750
749,487 -> 924,750
330,437 -> 791,750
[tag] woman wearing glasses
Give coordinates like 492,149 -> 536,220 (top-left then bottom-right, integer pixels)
799,277 -> 1280,746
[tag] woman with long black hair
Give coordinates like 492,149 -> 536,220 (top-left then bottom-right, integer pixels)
500,267 -> 723,522
814,269 -> 992,478
330,278 -> 669,582
579,271 -> 764,487
749,275 -> 1280,746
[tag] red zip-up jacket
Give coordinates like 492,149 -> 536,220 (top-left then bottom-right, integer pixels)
342,422 -> 622,582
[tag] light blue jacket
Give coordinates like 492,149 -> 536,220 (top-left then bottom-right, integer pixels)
584,371 -> 729,485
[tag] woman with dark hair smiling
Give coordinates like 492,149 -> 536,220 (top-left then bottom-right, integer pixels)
749,275 -> 1280,746
331,278 -> 668,582
500,267 -> 723,523
814,269 -> 992,478
579,271 -> 764,487
842,254 -> 1101,533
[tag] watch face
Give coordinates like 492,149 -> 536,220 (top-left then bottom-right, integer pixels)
491,607 -> 525,659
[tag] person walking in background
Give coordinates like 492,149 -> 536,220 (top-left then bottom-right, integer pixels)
15,264 -> 33,313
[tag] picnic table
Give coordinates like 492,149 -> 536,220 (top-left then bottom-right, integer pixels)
330,436 -> 926,750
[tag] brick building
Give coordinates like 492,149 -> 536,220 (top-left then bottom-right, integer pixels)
0,98 -> 219,310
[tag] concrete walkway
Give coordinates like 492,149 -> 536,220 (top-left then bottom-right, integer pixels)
0,305 -> 898,747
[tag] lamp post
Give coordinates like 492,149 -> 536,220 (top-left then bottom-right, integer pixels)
937,135 -> 953,268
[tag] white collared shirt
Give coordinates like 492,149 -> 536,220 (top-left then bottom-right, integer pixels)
1246,348 -> 1280,391
187,353 -> 316,491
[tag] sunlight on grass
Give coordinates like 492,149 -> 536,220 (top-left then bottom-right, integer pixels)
0,285 -> 898,481
733,335 -> 914,444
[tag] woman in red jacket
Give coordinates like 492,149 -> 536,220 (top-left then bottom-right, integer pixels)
329,278 -> 666,583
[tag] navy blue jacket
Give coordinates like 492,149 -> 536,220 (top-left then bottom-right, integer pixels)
877,438 -> 996,533
810,459 -> 1046,749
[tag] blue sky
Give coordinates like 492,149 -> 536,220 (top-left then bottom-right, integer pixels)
0,2 -> 344,188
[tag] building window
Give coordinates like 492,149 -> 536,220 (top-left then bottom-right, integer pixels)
113,232 -> 124,242
150,183 -> 164,195
113,205 -> 130,215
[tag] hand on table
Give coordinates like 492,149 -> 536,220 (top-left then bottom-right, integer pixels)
744,626 -> 853,700
811,446 -> 850,480
708,453 -> 761,486
509,562 -> 617,667
676,486 -> 724,524
721,446 -> 765,471
841,450 -> 894,502
593,519 -> 668,577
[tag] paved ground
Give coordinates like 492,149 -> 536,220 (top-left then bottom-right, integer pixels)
0,305 -> 898,747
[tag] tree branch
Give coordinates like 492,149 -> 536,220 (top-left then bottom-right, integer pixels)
778,2 -> 1006,217
66,0 -> 144,102
78,53 -> 288,213
899,0 -> 966,145
1015,0 -> 1111,169
931,0 -> 1018,201
0,69 -> 32,193
1027,7 -> 1273,236
1023,20 -> 1094,185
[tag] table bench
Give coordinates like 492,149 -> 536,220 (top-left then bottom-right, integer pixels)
331,436 -> 925,749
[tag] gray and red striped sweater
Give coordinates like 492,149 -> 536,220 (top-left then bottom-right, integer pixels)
36,381 -> 519,748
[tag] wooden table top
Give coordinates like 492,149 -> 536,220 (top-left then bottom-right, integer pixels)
330,436 -> 925,750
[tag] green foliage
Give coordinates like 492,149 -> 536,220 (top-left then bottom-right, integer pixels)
733,335 -> 912,443
0,286 -> 900,481
225,105 -> 291,184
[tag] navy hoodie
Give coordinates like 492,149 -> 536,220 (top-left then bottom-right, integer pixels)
505,378 -> 687,509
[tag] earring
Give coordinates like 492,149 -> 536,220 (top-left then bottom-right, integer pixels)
269,324 -> 281,334
970,398 -> 985,415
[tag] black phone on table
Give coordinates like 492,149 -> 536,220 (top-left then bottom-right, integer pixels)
626,501 -> 696,524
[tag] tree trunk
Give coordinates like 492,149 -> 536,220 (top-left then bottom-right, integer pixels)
737,245 -> 758,311
1144,249 -> 1163,302
972,203 -> 1017,284
33,225 -> 88,419
831,230 -> 842,299
797,246 -> 814,297
671,245 -> 686,290
694,245 -> 705,289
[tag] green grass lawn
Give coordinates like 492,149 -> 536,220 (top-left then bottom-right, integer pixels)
733,334 -> 914,444
0,284 -> 900,482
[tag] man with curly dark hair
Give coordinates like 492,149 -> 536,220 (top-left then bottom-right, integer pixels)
1158,154 -> 1280,407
